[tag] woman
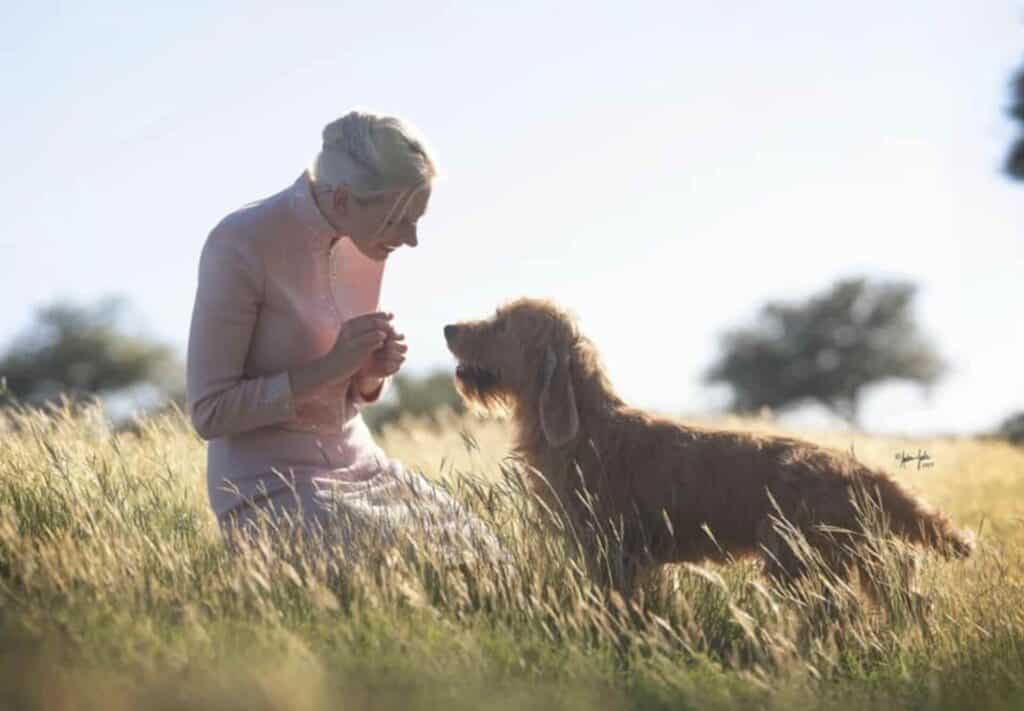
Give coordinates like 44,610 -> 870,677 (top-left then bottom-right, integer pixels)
186,110 -> 497,560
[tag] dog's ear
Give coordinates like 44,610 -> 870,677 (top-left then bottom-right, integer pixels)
539,345 -> 579,447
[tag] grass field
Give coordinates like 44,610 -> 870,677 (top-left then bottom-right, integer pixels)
1,402 -> 1023,710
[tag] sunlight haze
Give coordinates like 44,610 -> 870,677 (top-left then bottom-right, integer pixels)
1,1 -> 1022,435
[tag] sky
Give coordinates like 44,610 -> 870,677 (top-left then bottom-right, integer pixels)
1,1 -> 1022,436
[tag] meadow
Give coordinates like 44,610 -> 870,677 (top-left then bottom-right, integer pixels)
0,401 -> 1023,710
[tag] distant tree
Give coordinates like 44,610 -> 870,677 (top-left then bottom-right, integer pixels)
363,369 -> 465,431
705,278 -> 945,426
995,411 -> 1024,446
0,297 -> 184,412
1006,61 -> 1024,180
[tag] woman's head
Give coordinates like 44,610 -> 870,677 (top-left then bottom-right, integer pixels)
310,110 -> 437,261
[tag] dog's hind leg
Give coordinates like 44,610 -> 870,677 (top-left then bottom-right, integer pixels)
757,517 -> 866,645
755,517 -> 809,592
852,541 -> 932,621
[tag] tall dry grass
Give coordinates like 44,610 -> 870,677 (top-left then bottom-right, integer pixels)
0,401 -> 1023,710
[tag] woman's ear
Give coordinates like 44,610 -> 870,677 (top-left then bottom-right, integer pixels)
539,345 -> 579,447
332,186 -> 351,216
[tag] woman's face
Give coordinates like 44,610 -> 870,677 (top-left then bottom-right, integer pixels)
340,187 -> 431,261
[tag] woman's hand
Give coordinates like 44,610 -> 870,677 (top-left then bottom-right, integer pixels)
287,312 -> 397,401
325,312 -> 395,380
360,330 -> 408,379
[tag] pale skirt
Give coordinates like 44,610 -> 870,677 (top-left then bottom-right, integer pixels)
217,456 -> 505,565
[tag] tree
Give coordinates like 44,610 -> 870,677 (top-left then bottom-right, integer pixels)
995,411 -> 1024,446
1006,61 -> 1024,180
362,369 -> 465,431
0,297 -> 184,412
704,278 -> 945,426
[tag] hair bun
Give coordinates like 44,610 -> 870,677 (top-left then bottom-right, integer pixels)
312,109 -> 437,194
322,111 -> 379,169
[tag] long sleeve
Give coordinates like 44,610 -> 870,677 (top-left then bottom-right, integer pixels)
348,373 -> 389,410
186,233 -> 295,440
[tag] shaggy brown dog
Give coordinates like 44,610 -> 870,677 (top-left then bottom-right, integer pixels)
444,298 -> 973,594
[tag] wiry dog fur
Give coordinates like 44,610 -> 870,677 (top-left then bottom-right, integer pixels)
444,297 -> 973,594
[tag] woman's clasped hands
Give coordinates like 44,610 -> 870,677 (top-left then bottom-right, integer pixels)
326,311 -> 407,382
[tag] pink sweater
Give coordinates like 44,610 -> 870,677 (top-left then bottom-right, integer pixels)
186,172 -> 390,520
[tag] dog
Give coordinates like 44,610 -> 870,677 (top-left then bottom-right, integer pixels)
444,297 -> 973,595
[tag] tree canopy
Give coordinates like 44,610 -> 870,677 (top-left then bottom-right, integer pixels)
1007,61 -> 1024,180
363,370 -> 465,432
705,278 -> 945,425
0,297 -> 183,411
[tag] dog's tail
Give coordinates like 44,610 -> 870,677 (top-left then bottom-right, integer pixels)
864,473 -> 974,559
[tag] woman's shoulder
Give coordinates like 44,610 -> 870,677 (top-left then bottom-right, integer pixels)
205,184 -> 292,251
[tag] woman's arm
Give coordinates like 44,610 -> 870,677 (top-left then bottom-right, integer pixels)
288,322 -> 389,401
355,374 -> 386,400
186,234 -> 295,440
349,330 -> 407,405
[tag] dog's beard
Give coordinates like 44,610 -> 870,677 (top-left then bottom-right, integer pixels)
453,363 -> 512,417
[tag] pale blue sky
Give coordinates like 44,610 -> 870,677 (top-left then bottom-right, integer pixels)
2,1 -> 1022,435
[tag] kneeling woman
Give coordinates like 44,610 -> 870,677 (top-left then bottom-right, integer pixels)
186,110 -> 498,561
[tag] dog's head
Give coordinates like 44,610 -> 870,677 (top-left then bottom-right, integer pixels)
444,297 -> 580,447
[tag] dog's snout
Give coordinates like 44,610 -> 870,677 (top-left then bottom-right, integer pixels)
444,324 -> 458,343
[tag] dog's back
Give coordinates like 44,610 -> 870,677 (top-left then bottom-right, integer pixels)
566,410 -> 972,567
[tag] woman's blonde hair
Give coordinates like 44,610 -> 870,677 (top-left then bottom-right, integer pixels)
311,110 -> 437,206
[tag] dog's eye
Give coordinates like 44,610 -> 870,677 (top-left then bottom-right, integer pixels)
496,317 -> 510,334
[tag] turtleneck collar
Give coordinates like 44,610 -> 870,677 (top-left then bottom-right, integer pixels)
287,171 -> 342,251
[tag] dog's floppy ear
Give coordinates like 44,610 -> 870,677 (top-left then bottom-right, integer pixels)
539,345 -> 579,447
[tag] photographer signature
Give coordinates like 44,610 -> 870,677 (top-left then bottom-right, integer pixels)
894,449 -> 934,470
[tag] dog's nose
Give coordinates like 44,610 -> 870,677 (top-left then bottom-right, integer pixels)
444,324 -> 458,343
